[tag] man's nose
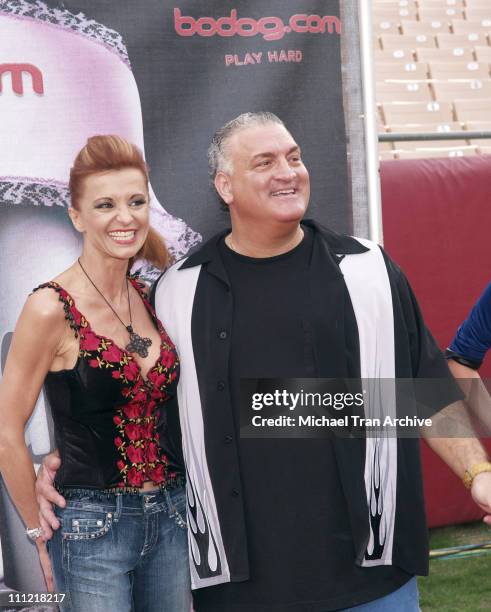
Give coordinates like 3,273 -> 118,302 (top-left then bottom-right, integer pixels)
274,158 -> 296,180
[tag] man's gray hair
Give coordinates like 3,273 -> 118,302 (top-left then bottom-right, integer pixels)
208,111 -> 285,178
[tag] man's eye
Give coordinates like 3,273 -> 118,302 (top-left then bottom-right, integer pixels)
290,156 -> 301,163
258,160 -> 271,167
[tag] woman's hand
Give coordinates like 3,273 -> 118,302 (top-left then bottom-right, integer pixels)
36,451 -> 66,539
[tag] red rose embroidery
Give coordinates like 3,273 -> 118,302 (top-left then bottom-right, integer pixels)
151,388 -> 165,401
114,436 -> 124,449
147,464 -> 165,484
140,421 -> 154,439
81,331 -> 101,351
127,467 -> 145,487
123,403 -> 144,419
132,389 -> 148,404
146,441 -> 159,463
145,369 -> 155,383
161,350 -> 176,369
144,400 -> 157,416
123,361 -> 139,381
116,459 -> 126,471
102,344 -> 123,363
127,444 -> 145,464
113,415 -> 123,426
124,423 -> 142,440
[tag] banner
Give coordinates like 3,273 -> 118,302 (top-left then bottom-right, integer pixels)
0,0 -> 347,590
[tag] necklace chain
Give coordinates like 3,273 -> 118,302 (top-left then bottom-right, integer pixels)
77,258 -> 152,358
77,258 -> 132,331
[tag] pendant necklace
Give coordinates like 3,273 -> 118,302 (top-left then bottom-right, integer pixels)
77,258 -> 152,358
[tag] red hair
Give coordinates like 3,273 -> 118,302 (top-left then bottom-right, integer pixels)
69,135 -> 169,270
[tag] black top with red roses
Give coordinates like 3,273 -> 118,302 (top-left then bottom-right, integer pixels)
34,279 -> 181,490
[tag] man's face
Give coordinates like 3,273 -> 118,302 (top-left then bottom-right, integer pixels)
216,123 -> 310,227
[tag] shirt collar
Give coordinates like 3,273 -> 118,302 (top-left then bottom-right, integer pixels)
179,218 -> 369,272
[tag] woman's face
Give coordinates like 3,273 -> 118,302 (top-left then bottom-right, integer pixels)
69,168 -> 149,261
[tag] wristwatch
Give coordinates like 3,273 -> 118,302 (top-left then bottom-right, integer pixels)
26,526 -> 44,541
463,462 -> 491,489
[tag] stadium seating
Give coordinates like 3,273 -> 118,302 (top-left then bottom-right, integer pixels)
401,20 -> 450,35
377,82 -> 433,103
381,100 -> 454,124
416,46 -> 475,61
374,0 -> 491,159
454,98 -> 491,121
452,20 -> 491,35
436,32 -> 487,47
432,79 -> 491,101
377,61 -> 429,80
428,60 -> 489,79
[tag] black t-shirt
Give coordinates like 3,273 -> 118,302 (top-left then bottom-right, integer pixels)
193,228 -> 411,612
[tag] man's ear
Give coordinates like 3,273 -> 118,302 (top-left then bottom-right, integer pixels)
68,207 -> 85,233
214,171 -> 233,206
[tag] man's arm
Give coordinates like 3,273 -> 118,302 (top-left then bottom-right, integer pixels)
422,422 -> 491,524
36,450 -> 66,538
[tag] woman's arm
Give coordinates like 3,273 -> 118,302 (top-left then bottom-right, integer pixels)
0,289 -> 67,531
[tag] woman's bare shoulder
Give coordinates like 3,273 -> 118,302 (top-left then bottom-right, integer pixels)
25,267 -> 78,326
24,285 -> 67,327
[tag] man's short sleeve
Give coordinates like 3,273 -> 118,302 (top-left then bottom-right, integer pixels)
448,283 -> 491,370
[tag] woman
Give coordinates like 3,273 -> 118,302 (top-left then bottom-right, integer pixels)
0,135 -> 191,611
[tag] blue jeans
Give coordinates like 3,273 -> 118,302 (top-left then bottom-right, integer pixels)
48,486 -> 191,612
342,577 -> 420,611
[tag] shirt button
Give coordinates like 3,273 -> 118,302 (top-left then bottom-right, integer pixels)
231,489 -> 240,497
218,330 -> 228,340
217,381 -> 226,391
224,435 -> 233,444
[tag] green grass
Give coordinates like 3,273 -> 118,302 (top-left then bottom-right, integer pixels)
418,522 -> 491,611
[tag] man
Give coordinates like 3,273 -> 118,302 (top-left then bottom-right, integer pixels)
447,282 -> 491,373
446,282 -> 491,433
38,112 -> 491,611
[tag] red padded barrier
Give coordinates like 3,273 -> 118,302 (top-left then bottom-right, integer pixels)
381,156 -> 491,527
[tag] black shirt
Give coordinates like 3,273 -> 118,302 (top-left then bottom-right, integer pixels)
193,228 -> 411,611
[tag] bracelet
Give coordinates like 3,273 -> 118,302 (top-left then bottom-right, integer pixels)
26,526 -> 44,541
463,462 -> 491,489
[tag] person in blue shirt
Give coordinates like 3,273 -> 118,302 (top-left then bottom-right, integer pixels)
447,283 -> 491,371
